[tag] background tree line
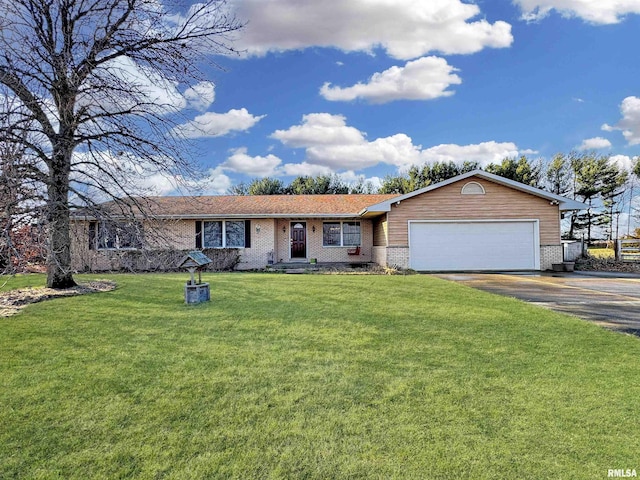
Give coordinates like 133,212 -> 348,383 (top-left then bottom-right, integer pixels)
229,174 -> 378,195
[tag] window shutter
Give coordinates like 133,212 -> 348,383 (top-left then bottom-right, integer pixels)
195,221 -> 202,249
88,222 -> 96,250
244,220 -> 251,248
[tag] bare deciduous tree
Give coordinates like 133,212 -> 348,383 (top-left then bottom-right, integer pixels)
0,93 -> 44,274
0,0 -> 242,288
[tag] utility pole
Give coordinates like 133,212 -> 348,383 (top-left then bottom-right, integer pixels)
628,184 -> 634,237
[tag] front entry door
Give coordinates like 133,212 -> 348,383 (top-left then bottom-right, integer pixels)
291,222 -> 306,258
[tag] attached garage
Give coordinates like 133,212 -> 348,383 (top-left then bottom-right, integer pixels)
409,220 -> 540,271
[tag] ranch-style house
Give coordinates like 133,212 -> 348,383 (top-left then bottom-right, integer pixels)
71,170 -> 588,272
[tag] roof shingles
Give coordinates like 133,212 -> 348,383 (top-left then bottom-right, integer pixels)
89,194 -> 398,218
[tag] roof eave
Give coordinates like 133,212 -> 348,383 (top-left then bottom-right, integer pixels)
558,199 -> 590,211
71,212 -> 366,221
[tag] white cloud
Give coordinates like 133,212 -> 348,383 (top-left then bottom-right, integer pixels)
271,113 -> 525,171
577,136 -> 612,150
320,56 -> 462,104
71,150 -> 219,199
222,147 -> 282,176
280,162 -> 334,177
307,133 -> 423,170
232,0 -> 513,60
175,108 -> 265,138
605,96 -> 640,145
514,0 -> 640,24
610,154 -> 636,171
192,167 -> 233,195
184,81 -> 216,111
337,171 -> 384,191
419,141 -> 520,167
220,148 -> 337,178
271,113 -> 366,148
80,55 -> 187,115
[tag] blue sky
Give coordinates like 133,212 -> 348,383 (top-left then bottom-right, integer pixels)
166,0 -> 640,197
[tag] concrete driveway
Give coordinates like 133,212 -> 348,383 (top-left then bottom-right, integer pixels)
433,271 -> 640,335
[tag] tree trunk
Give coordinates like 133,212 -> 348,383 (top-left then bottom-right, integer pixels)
46,146 -> 76,289
568,213 -> 576,239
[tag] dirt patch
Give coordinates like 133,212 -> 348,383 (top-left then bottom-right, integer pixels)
0,280 -> 117,318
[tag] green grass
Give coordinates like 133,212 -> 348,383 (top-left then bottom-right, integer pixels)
0,273 -> 47,291
1,273 -> 639,479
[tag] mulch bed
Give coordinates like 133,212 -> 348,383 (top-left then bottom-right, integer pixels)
0,280 -> 117,318
575,257 -> 640,273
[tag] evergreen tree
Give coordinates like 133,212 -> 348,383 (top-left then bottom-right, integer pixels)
286,175 -> 349,194
597,163 -> 628,240
246,178 -> 285,195
545,153 -> 572,195
486,156 -> 542,187
378,174 -> 411,194
568,153 -> 627,242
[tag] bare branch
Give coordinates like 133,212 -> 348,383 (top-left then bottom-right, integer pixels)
0,0 -> 244,287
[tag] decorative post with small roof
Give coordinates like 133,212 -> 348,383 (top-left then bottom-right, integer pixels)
178,251 -> 212,304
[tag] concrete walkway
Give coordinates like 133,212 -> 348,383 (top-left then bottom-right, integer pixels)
433,271 -> 640,335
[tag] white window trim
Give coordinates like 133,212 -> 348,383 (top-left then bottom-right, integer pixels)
203,220 -> 245,248
322,221 -> 361,247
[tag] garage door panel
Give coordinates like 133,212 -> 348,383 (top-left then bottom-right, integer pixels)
409,221 -> 538,271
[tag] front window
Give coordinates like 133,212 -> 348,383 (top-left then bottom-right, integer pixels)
203,221 -> 223,247
225,220 -> 245,248
322,221 -> 361,247
96,222 -> 143,250
342,222 -> 361,246
203,220 -> 245,248
323,222 -> 341,246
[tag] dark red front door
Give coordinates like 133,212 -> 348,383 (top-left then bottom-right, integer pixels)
291,223 -> 306,258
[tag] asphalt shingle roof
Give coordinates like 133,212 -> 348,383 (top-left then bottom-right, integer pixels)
80,194 -> 398,218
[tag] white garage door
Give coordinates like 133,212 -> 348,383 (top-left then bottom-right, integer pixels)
409,220 -> 539,271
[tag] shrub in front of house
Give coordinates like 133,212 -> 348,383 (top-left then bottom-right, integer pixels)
78,248 -> 240,273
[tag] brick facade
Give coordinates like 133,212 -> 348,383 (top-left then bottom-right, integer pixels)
71,217 -> 375,271
274,218 -> 373,264
540,245 -> 563,271
385,246 -> 410,270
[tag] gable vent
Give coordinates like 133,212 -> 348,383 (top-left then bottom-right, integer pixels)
461,181 -> 485,195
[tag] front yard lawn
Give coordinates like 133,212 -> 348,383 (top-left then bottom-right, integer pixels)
1,273 -> 639,479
